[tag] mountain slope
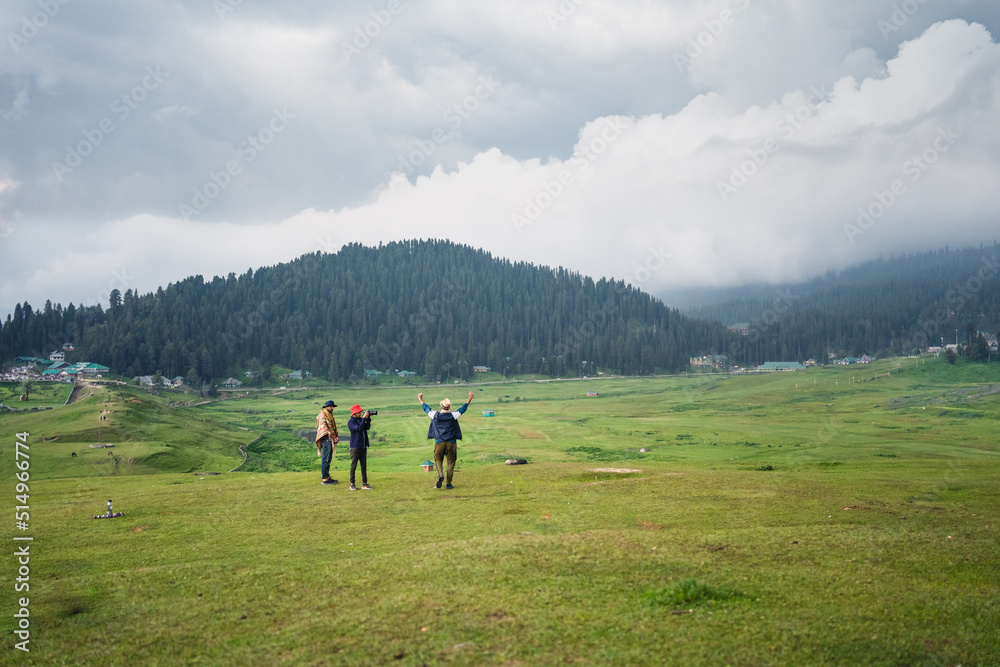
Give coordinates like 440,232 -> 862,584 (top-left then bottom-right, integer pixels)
2,240 -> 732,380
681,243 -> 1000,363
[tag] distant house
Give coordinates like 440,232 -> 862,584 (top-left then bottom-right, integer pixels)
42,368 -> 76,382
62,343 -> 75,351
396,370 -> 417,377
473,366 -> 491,373
48,350 -> 65,362
728,323 -> 750,336
73,362 -> 109,376
364,369 -> 383,378
690,354 -> 728,369
221,377 -> 243,388
14,356 -> 49,367
47,361 -> 70,371
285,370 -> 311,380
135,375 -> 173,387
173,376 -> 185,387
858,354 -> 874,364
803,359 -> 818,367
927,346 -> 943,354
835,357 -> 859,365
758,361 -> 805,371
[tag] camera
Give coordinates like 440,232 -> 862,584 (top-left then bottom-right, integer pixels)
367,409 -> 378,416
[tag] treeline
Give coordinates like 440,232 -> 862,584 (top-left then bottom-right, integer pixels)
688,243 -> 1000,364
0,240 -> 735,381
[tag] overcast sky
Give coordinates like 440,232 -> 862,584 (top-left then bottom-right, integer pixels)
2,0 -> 999,318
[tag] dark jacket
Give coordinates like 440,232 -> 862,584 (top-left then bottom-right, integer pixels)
348,415 -> 371,449
422,402 -> 468,442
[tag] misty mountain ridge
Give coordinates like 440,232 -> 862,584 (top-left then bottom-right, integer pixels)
677,242 -> 1000,363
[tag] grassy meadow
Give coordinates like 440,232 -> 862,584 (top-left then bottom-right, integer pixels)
0,381 -> 73,410
2,357 -> 999,665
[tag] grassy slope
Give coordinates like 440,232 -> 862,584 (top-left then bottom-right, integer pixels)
0,382 -> 73,410
1,384 -> 251,477
1,358 -> 998,665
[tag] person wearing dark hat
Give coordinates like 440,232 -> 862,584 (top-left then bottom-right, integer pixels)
418,391 -> 473,489
315,400 -> 339,485
347,404 -> 373,491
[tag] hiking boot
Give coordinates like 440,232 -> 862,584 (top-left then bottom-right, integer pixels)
361,483 -> 373,490
446,483 -> 454,490
350,484 -> 357,491
435,476 -> 443,489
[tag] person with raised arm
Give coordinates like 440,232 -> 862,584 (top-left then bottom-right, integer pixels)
418,391 -> 473,489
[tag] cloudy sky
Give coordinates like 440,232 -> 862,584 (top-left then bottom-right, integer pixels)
2,0 -> 999,318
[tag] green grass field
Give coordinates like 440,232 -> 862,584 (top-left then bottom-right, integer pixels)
2,358 -> 999,664
0,382 -> 73,411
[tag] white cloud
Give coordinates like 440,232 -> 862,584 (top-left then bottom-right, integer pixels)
152,104 -> 202,121
1,5 -> 1000,318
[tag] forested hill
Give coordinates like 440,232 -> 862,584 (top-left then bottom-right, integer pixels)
682,243 -> 1000,364
1,240 -> 733,381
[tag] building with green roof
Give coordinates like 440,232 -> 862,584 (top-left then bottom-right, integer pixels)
757,361 -> 805,371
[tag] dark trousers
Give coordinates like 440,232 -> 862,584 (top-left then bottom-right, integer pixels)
320,437 -> 333,479
350,447 -> 368,485
434,440 -> 457,484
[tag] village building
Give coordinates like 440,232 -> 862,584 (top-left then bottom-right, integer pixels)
690,354 -> 728,369
74,362 -> 110,376
14,356 -> 49,367
757,361 -> 806,371
728,323 -> 750,336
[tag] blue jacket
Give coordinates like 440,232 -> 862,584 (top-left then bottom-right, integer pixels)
348,415 -> 371,449
422,402 -> 468,442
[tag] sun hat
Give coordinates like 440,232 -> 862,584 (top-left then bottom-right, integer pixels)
351,404 -> 362,414
324,400 -> 336,408
439,398 -> 451,411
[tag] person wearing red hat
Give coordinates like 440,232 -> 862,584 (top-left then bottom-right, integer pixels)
347,404 -> 373,490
